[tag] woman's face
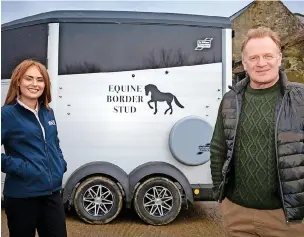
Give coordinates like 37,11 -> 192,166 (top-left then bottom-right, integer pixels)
19,65 -> 45,101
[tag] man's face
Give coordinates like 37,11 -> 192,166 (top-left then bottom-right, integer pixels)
242,37 -> 282,87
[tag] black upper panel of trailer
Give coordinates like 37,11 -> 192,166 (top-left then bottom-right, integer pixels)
2,10 -> 232,31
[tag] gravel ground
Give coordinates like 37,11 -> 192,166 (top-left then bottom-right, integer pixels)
1,201 -> 227,237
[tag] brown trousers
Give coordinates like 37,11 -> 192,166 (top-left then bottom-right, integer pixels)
219,198 -> 304,237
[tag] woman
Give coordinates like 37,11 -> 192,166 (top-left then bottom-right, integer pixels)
1,59 -> 68,237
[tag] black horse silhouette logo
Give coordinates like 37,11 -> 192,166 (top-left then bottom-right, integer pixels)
144,84 -> 184,115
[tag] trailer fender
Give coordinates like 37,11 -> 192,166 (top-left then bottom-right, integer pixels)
129,161 -> 194,204
62,161 -> 129,205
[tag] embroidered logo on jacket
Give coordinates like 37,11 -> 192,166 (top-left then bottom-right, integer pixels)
48,120 -> 56,126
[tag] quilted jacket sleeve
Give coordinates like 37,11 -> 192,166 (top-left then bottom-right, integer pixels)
210,100 -> 227,200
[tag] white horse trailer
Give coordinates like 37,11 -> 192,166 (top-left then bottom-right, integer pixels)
1,10 -> 232,225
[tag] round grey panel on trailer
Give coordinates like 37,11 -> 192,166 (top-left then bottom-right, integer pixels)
169,116 -> 213,166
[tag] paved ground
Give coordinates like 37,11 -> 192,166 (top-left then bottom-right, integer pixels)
1,201 -> 227,237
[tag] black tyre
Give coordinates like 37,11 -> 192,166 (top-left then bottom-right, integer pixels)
74,176 -> 123,224
133,177 -> 182,225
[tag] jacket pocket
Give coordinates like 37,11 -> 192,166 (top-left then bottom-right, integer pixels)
59,158 -> 67,174
23,164 -> 50,192
3,155 -> 41,181
22,161 -> 41,180
61,158 -> 67,173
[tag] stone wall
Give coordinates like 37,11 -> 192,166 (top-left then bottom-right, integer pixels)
282,31 -> 304,83
231,0 -> 304,83
295,13 -> 304,24
232,0 -> 304,63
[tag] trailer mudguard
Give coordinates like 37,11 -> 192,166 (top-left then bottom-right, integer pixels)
62,161 -> 129,205
129,161 -> 194,203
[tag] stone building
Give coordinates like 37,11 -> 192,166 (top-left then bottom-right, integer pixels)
230,0 -> 304,83
295,13 -> 304,24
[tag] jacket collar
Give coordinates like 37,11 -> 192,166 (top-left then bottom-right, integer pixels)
14,97 -> 45,111
229,70 -> 290,94
17,97 -> 39,113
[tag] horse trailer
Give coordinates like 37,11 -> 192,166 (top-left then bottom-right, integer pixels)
1,10 -> 232,225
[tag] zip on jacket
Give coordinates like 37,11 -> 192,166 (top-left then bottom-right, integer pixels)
16,98 -> 54,192
1,101 -> 67,198
217,71 -> 304,222
218,85 -> 289,221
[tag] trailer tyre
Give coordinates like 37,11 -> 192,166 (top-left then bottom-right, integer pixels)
74,176 -> 123,224
133,177 -> 182,225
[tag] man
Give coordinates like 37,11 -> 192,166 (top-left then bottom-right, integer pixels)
210,27 -> 304,237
